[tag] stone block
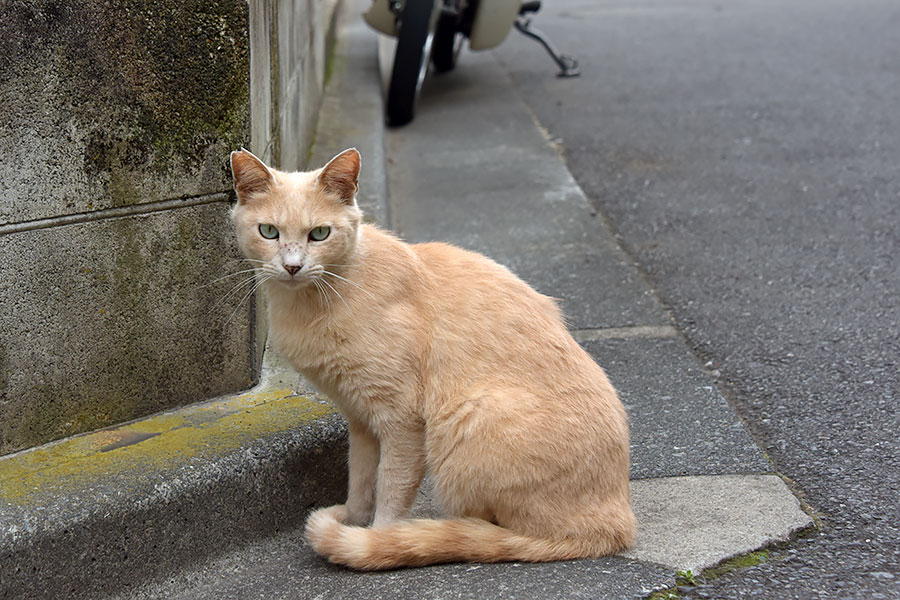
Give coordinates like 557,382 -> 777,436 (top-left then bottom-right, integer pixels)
0,0 -> 251,224
0,204 -> 254,454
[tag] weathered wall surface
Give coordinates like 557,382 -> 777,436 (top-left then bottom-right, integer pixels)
0,0 -> 339,455
250,0 -> 339,170
0,206 -> 254,449
0,1 -> 251,222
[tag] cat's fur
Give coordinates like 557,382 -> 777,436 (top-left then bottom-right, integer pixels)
229,148 -> 636,570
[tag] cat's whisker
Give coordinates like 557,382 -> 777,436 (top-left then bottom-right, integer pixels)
321,270 -> 376,301
217,281 -> 255,324
317,275 -> 350,310
217,276 -> 258,305
311,279 -> 323,308
212,273 -> 265,313
314,276 -> 338,310
312,278 -> 334,314
226,257 -> 269,265
323,280 -> 337,314
195,268 -> 264,290
305,268 -> 331,311
222,274 -> 271,331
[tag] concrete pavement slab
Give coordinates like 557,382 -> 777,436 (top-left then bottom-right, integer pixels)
498,243 -> 673,331
627,475 -> 813,574
116,472 -> 811,600
583,337 -> 772,479
388,170 -> 668,328
385,56 -> 670,330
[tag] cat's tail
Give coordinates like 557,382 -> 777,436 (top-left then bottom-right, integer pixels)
305,505 -> 631,570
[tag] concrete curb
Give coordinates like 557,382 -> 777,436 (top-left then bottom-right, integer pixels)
626,474 -> 813,573
0,370 -> 351,599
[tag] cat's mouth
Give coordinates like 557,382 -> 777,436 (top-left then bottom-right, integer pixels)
275,273 -> 311,288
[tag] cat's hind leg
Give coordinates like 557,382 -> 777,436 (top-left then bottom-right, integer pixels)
428,384 -> 634,552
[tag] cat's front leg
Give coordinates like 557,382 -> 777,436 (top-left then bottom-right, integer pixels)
344,419 -> 379,526
372,421 -> 426,527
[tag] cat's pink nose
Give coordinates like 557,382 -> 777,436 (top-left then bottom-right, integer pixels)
284,264 -> 301,276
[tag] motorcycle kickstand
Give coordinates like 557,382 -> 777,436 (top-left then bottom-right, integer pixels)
514,15 -> 580,78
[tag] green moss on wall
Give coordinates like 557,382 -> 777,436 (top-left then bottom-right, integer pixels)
100,0 -> 251,171
0,0 -> 252,182
21,383 -> 141,450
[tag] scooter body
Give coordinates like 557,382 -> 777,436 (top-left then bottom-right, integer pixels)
364,0 -> 520,51
366,0 -> 577,126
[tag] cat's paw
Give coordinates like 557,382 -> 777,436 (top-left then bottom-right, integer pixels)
344,504 -> 374,527
323,503 -> 350,523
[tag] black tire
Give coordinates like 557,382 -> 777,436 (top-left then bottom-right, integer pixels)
432,12 -> 460,73
387,0 -> 434,126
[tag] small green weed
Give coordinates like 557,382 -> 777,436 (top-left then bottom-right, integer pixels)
675,570 -> 698,586
644,551 -> 773,599
704,550 -> 769,580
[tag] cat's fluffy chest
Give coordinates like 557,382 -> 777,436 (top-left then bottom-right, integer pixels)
267,289 -> 424,422
268,303 -> 336,367
268,306 -> 356,411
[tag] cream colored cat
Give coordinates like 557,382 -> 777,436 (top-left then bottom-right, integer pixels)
229,148 -> 636,570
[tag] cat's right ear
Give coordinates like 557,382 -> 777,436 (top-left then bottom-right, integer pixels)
230,149 -> 274,204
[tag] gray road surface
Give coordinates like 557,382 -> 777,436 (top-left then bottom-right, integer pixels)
492,0 -> 899,597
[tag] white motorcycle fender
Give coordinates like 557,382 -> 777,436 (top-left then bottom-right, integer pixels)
363,0 -> 398,36
469,0 -> 520,50
365,0 -> 519,50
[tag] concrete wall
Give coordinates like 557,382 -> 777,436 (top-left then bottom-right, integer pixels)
251,0 -> 339,170
0,0 -> 339,455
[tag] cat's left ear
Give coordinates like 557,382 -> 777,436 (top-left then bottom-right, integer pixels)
317,148 -> 360,205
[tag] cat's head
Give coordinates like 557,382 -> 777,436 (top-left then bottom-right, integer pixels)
229,148 -> 363,289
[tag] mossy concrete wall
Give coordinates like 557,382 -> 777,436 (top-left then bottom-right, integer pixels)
0,0 -> 339,455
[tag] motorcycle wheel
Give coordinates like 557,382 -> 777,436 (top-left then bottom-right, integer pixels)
432,10 -> 461,73
387,0 -> 435,126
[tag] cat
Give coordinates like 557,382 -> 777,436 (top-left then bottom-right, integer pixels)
229,147 -> 636,570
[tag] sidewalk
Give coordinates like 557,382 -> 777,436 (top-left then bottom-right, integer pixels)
0,3 -> 812,598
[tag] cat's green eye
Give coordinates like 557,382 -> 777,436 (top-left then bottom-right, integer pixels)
309,226 -> 331,242
258,223 -> 279,239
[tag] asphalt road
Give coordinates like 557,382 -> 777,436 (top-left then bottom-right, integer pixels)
491,0 -> 899,597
